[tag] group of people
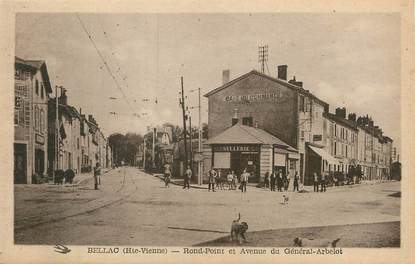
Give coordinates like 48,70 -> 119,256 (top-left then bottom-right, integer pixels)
264,170 -> 300,192
313,172 -> 327,192
208,168 -> 250,193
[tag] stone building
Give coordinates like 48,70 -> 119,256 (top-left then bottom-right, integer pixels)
14,57 -> 52,184
204,67 -> 335,185
47,90 -> 82,175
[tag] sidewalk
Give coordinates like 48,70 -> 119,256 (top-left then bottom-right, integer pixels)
14,168 -> 134,231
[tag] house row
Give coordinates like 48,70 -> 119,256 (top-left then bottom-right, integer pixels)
14,56 -> 112,184
200,66 -> 394,185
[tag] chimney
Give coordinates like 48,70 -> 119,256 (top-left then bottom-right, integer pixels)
222,69 -> 230,85
348,113 -> 356,122
232,108 -> 238,126
232,118 -> 238,126
368,120 -> 374,127
59,89 -> 68,105
277,65 -> 287,80
288,76 -> 303,87
335,107 -> 346,119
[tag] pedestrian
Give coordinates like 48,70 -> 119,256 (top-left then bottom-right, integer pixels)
240,168 -> 249,193
232,171 -> 238,190
270,170 -> 276,191
227,171 -> 234,190
93,162 -> 101,190
208,168 -> 217,192
277,169 -> 283,192
293,171 -> 299,192
320,172 -> 327,192
184,166 -> 192,189
313,172 -> 319,192
216,169 -> 224,190
164,163 -> 172,188
264,171 -> 270,189
285,171 -> 291,191
283,171 -> 288,191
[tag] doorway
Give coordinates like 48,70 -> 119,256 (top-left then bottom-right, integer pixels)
14,143 -> 27,184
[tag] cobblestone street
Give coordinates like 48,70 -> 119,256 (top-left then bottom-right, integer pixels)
15,167 -> 400,246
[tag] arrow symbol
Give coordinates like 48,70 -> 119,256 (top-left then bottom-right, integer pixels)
54,244 -> 71,254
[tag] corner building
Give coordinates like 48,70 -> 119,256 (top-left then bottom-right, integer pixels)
204,69 -> 334,185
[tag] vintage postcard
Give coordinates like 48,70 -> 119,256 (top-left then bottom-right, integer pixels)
0,0 -> 414,263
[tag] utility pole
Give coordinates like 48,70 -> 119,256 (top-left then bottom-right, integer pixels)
54,85 -> 59,184
152,127 -> 156,170
197,88 -> 202,185
143,136 -> 146,170
258,45 -> 268,74
180,77 -> 188,171
189,115 -> 193,171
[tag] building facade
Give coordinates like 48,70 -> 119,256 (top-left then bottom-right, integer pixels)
204,68 -> 333,185
14,57 -> 52,183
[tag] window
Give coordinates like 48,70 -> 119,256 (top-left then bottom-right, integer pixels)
35,80 -> 39,95
299,96 -> 305,112
334,124 -> 337,137
39,109 -> 43,133
41,83 -> 44,99
242,116 -> 253,127
334,142 -> 337,155
14,110 -> 19,125
346,145 -> 348,158
34,106 -> 39,131
77,138 -> 80,149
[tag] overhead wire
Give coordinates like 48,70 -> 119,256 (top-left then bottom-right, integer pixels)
75,13 -> 135,113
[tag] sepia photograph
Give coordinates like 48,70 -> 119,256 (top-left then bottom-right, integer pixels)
1,1 -> 413,262
12,12 -> 402,248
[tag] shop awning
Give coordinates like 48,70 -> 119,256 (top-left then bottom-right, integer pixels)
309,145 -> 340,165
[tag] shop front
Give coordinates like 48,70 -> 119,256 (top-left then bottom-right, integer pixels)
204,124 -> 298,183
212,144 -> 260,182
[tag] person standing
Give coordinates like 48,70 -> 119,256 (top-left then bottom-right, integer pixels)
227,171 -> 234,190
208,168 -> 217,192
240,168 -> 249,193
277,169 -> 283,192
285,171 -> 291,191
293,171 -> 299,192
264,171 -> 270,189
93,162 -> 101,190
164,164 -> 172,188
184,166 -> 192,189
313,172 -> 319,192
270,170 -> 276,191
320,172 -> 327,192
232,171 -> 238,190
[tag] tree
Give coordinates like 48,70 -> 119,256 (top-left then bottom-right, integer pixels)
108,132 -> 143,166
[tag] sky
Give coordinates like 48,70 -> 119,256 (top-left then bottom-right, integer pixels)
15,13 -> 401,151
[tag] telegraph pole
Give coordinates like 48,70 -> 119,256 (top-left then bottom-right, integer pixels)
143,136 -> 146,170
258,45 -> 268,74
197,88 -> 202,185
180,77 -> 188,171
189,115 -> 193,171
152,127 -> 156,169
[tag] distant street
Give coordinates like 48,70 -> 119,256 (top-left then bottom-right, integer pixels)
15,167 -> 400,246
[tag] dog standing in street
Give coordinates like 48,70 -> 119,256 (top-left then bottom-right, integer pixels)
230,213 -> 249,244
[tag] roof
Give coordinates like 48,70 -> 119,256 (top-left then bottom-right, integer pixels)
323,112 -> 358,131
15,56 -> 52,94
206,124 -> 297,151
204,70 -> 328,108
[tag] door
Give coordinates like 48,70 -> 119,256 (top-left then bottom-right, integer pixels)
14,143 -> 27,184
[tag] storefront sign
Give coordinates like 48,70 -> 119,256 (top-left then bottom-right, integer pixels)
224,91 -> 282,103
313,134 -> 322,142
213,145 -> 260,152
